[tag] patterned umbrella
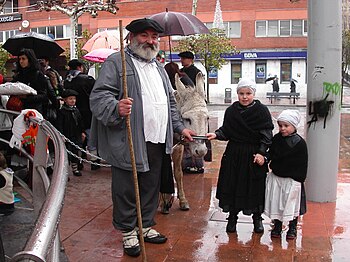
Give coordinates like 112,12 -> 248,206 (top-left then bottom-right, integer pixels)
82,30 -> 120,52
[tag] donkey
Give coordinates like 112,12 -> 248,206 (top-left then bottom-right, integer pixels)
160,72 -> 209,213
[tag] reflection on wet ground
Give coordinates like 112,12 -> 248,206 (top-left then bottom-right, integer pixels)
6,98 -> 350,261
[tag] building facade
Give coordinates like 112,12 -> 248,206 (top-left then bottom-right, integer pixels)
0,0 -> 307,98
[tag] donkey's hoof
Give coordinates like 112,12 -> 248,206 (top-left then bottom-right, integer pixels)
179,202 -> 190,211
160,205 -> 170,214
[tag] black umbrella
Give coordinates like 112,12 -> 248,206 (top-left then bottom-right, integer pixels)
265,76 -> 277,82
148,9 -> 210,59
2,32 -> 64,58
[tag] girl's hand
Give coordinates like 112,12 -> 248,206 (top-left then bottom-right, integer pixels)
253,153 -> 265,166
206,133 -> 216,140
82,132 -> 86,142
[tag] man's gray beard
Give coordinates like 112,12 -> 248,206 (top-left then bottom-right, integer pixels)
129,38 -> 159,61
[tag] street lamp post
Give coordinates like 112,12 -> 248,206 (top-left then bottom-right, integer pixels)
37,0 -> 118,59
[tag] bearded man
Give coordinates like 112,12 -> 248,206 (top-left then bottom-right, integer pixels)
89,18 -> 195,257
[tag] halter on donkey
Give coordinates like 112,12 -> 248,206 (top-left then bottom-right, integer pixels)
160,72 -> 209,213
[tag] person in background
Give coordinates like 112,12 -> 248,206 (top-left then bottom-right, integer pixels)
89,18 -> 195,257
206,78 -> 274,234
64,59 -> 97,170
164,62 -> 194,90
0,74 -> 15,168
56,89 -> 85,177
0,152 -> 15,215
290,79 -> 296,93
12,48 -> 48,116
178,51 -> 201,85
272,76 -> 280,93
264,109 -> 308,240
39,57 -> 63,98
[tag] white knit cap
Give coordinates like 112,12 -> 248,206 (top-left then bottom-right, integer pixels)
277,109 -> 301,129
236,78 -> 256,93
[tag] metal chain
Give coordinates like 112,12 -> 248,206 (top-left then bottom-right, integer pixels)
44,121 -> 112,168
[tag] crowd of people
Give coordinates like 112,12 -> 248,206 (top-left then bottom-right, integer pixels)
0,17 -> 309,258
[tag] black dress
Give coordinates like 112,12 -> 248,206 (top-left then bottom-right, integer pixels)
215,100 -> 274,215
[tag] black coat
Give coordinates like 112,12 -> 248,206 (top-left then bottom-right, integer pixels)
215,100 -> 274,214
180,64 -> 201,85
268,133 -> 308,183
64,70 -> 95,129
56,104 -> 84,145
13,68 -> 48,115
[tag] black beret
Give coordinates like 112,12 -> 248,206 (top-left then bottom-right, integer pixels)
178,51 -> 194,59
68,59 -> 84,69
62,89 -> 79,98
126,18 -> 164,34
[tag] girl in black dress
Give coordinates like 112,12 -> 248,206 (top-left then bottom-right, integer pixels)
207,78 -> 274,233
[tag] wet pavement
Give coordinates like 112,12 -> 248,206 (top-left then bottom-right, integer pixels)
2,94 -> 350,261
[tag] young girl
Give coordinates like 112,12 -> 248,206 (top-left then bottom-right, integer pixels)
264,109 -> 308,240
206,78 -> 274,234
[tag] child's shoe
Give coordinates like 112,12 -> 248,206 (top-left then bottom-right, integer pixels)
271,219 -> 282,238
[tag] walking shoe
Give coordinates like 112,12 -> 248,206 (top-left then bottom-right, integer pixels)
226,214 -> 238,233
141,227 -> 167,244
73,171 -> 82,176
252,214 -> 264,233
122,229 -> 140,257
286,218 -> 298,240
271,219 -> 282,238
91,159 -> 101,171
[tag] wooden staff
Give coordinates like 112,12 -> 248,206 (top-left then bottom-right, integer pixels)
119,20 -> 147,261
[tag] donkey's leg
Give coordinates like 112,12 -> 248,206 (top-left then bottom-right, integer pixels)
159,193 -> 174,214
172,144 -> 189,210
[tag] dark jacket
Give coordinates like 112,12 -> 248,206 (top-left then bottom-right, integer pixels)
64,70 -> 95,129
180,64 -> 201,85
13,67 -> 48,115
56,104 -> 84,145
268,132 -> 308,183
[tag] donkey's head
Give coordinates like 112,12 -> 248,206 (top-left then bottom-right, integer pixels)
174,72 -> 209,158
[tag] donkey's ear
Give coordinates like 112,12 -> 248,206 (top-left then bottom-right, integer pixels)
195,72 -> 206,99
175,73 -> 186,94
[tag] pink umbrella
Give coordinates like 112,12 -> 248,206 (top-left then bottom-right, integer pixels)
83,48 -> 117,63
82,30 -> 120,52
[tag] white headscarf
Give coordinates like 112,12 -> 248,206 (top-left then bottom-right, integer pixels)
236,78 -> 256,94
277,109 -> 301,129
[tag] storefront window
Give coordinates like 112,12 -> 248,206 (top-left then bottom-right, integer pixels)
231,61 -> 241,84
255,62 -> 266,83
281,60 -> 292,83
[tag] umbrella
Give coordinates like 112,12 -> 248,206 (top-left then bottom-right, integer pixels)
2,32 -> 64,58
82,30 -> 120,52
148,9 -> 210,59
83,48 -> 117,63
291,78 -> 298,83
265,76 -> 277,82
149,9 -> 210,37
